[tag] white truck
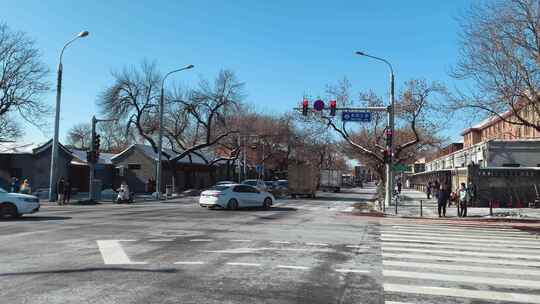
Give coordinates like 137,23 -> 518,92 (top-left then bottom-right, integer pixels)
319,169 -> 342,193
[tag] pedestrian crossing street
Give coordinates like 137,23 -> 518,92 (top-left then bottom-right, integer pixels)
382,223 -> 540,304
272,201 -> 354,212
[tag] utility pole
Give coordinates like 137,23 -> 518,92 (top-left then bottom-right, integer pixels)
49,31 -> 89,202
355,51 -> 395,211
88,116 -> 117,202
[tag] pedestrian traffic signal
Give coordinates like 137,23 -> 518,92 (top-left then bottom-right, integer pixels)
329,99 -> 337,116
93,134 -> 101,161
382,149 -> 390,163
302,98 -> 309,116
385,129 -> 392,147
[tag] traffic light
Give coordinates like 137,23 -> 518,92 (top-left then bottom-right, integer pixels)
302,98 -> 309,116
93,134 -> 101,161
329,99 -> 337,116
385,129 -> 392,147
382,149 -> 390,164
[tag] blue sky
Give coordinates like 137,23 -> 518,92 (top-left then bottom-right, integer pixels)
3,0 -> 474,144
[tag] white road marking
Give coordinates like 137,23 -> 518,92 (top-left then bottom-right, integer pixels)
383,260 -> 540,276
382,246 -> 540,260
385,301 -> 415,304
382,230 -> 537,241
270,241 -> 291,244
346,245 -> 369,249
335,269 -> 370,274
97,240 -> 147,265
174,261 -> 206,265
381,234 -> 540,247
342,207 -> 354,212
189,239 -> 214,242
277,265 -> 309,270
384,283 -> 540,303
226,262 -> 261,267
203,247 -> 334,253
381,236 -> 540,249
148,238 -> 174,242
306,242 -> 328,246
381,241 -> 540,255
384,225 -> 530,236
384,269 -> 540,289
230,239 -> 252,242
382,252 -> 540,267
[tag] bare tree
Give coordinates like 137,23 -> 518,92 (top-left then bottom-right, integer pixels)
317,78 -> 447,199
97,60 -> 160,151
165,70 -> 244,163
452,0 -> 540,130
66,123 -> 92,149
0,23 -> 49,142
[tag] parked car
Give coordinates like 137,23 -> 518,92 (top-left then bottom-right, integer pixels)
241,179 -> 268,191
216,181 -> 236,186
274,179 -> 289,197
0,187 -> 40,219
199,184 -> 274,210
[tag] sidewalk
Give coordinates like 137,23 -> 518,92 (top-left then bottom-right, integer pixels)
387,188 -> 540,221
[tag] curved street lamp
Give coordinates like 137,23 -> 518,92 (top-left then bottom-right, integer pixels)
156,64 -> 194,199
48,31 -> 89,202
355,51 -> 395,212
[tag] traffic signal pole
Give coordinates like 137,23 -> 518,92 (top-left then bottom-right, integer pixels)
89,116 -> 97,202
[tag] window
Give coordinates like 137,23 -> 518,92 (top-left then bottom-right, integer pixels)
233,185 -> 252,193
127,164 -> 141,170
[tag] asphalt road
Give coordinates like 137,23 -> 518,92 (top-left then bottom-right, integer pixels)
2,186 -> 540,304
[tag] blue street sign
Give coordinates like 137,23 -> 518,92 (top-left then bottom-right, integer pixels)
342,111 -> 371,122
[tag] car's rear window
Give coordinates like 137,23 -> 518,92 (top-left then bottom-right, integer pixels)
208,186 -> 230,191
243,181 -> 257,186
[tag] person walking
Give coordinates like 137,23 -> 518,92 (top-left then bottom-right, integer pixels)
57,178 -> 65,205
397,179 -> 402,194
64,179 -> 72,204
10,177 -> 19,193
426,181 -> 432,199
458,182 -> 469,217
437,184 -> 449,217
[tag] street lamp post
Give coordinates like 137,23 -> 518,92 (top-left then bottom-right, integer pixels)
355,51 -> 395,212
156,65 -> 194,199
48,31 -> 89,202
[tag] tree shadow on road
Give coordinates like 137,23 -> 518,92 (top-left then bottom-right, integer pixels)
0,216 -> 72,222
0,267 -> 178,277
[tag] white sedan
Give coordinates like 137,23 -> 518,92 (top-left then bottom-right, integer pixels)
199,184 -> 274,210
0,187 -> 40,219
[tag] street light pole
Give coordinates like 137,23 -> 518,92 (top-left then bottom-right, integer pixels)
48,31 -> 89,202
355,51 -> 395,211
156,65 -> 194,199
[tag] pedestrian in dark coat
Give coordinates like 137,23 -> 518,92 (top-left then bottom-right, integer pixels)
64,180 -> 72,204
57,178 -> 65,205
437,185 -> 449,217
426,181 -> 432,199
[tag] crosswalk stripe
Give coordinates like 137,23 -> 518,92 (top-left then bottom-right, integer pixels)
382,227 -> 532,238
382,252 -> 540,267
384,269 -> 540,289
381,230 -> 538,241
383,260 -> 540,276
384,283 -> 540,303
385,301 -> 414,304
382,241 -> 540,255
386,223 -> 519,231
382,246 -> 540,260
385,225 -> 530,235
381,236 -> 540,249
381,234 -> 540,247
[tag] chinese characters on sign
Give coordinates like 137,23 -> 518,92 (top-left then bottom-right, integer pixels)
341,111 -> 372,122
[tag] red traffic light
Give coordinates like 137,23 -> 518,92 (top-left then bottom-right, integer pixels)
302,98 -> 309,116
330,99 -> 337,116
